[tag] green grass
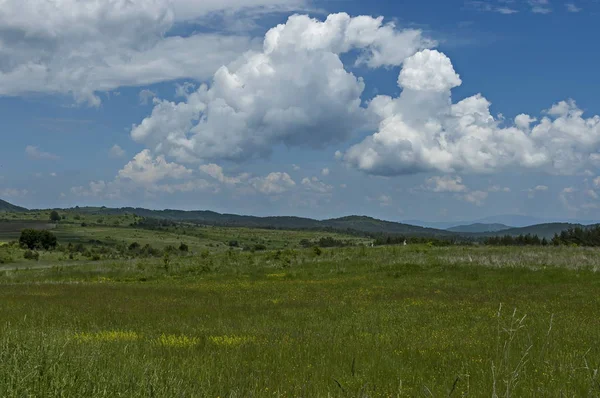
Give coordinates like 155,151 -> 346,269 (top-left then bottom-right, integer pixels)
0,245 -> 599,396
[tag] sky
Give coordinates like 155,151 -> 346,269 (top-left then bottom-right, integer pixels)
1,0 -> 600,223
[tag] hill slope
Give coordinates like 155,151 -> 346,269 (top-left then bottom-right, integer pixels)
448,223 -> 512,233
0,199 -> 27,212
323,216 -> 455,237
72,207 -> 455,237
479,223 -> 583,239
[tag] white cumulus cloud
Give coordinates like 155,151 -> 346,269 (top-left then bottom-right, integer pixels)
250,172 -> 296,194
425,175 -> 467,193
117,149 -> 193,185
301,176 -> 334,194
109,145 -> 126,158
462,190 -> 488,206
398,50 -> 461,93
72,151 -> 213,198
343,49 -> 600,176
0,0 -> 287,104
199,164 -> 250,185
131,13 -> 433,163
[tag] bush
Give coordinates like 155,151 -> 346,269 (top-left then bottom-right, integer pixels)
228,240 -> 239,248
299,239 -> 312,248
23,250 -> 40,261
0,252 -> 13,264
142,244 -> 161,257
317,237 -> 347,248
128,242 -> 141,251
313,246 -> 322,256
49,211 -> 61,222
19,229 -> 57,251
164,245 -> 177,254
179,243 -> 189,252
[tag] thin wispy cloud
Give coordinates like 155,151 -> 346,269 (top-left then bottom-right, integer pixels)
25,146 -> 59,161
565,3 -> 582,12
496,7 -> 519,14
529,0 -> 552,13
466,1 -> 519,14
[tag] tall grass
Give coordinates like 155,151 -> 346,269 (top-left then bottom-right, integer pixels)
0,245 -> 598,396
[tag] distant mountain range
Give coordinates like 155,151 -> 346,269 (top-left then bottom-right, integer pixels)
405,215 -> 600,229
447,223 -> 512,233
477,223 -> 584,239
0,199 -> 596,240
63,206 -> 600,239
72,207 -> 456,238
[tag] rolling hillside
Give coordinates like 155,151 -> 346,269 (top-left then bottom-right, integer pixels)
0,199 -> 27,213
478,223 -> 585,239
4,203 -> 586,240
448,223 -> 512,233
323,216 -> 455,237
70,207 -> 455,237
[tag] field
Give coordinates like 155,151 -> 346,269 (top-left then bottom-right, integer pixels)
0,215 -> 599,397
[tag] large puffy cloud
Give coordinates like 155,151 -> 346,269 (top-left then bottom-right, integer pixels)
72,150 -> 212,198
425,175 -> 467,193
398,50 -> 462,92
0,0 -> 299,104
302,177 -> 334,194
199,164 -> 250,185
131,13 -> 433,163
250,172 -> 296,194
343,49 -> 600,176
117,149 -> 193,185
199,164 -> 296,195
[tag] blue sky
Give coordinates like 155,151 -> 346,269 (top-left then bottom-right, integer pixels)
1,0 -> 599,223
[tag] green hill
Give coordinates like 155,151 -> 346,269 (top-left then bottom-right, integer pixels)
322,216 -> 454,237
448,223 -> 512,233
0,199 -> 27,213
71,207 -> 453,237
7,204 -> 585,241
479,223 -> 583,239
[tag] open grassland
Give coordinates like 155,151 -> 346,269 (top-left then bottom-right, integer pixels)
0,215 -> 368,246
0,245 -> 599,397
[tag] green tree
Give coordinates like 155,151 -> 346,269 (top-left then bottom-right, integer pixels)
49,211 -> 61,222
19,229 -> 39,250
19,229 -> 57,250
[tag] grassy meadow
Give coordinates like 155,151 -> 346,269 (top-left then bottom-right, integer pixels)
0,214 -> 599,396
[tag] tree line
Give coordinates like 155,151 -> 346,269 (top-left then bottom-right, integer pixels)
550,225 -> 600,246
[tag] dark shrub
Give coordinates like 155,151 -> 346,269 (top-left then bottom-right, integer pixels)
23,250 -> 40,261
19,229 -> 57,251
164,245 -> 177,254
49,211 -> 61,222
